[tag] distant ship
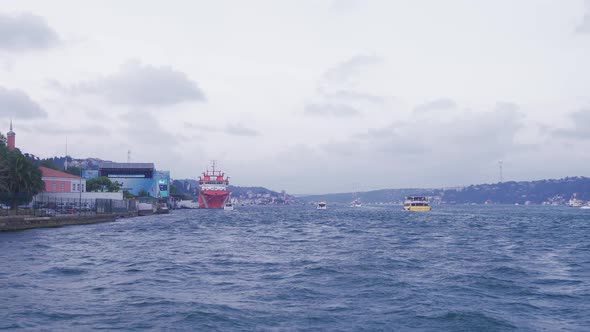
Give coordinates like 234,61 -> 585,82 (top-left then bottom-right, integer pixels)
198,161 -> 231,209
568,196 -> 584,208
317,201 -> 327,210
403,196 -> 432,212
350,198 -> 362,208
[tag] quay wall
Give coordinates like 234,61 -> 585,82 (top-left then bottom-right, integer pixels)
0,212 -> 137,232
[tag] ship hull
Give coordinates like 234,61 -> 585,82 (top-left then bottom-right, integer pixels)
198,190 -> 231,209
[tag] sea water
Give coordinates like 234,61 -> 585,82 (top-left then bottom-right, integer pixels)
1,205 -> 589,331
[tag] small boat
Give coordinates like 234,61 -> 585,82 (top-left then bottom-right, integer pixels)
317,201 -> 327,210
156,204 -> 170,214
580,205 -> 590,210
350,198 -> 362,208
223,203 -> 234,211
138,202 -> 156,216
568,197 -> 584,208
403,196 -> 431,212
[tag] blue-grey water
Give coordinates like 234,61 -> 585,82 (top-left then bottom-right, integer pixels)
1,205 -> 589,331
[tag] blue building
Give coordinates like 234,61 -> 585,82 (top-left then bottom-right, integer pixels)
96,162 -> 170,198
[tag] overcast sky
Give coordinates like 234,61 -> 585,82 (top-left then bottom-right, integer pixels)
1,0 -> 590,194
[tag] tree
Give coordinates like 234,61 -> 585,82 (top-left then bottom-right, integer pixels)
39,159 -> 60,170
0,143 -> 45,208
64,166 -> 82,176
86,176 -> 121,192
138,189 -> 150,197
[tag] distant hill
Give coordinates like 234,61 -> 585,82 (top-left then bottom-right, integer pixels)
441,177 -> 590,205
300,177 -> 590,205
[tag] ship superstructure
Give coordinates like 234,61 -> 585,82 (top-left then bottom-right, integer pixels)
198,161 -> 231,209
403,196 -> 432,212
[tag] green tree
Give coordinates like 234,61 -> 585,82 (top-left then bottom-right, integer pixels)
0,144 -> 45,208
64,166 -> 82,176
86,176 -> 121,192
137,189 -> 150,197
170,184 -> 179,195
39,159 -> 60,170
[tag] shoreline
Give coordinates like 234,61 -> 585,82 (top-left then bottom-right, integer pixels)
0,212 -> 138,232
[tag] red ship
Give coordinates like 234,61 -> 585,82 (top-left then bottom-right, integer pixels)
198,161 -> 231,209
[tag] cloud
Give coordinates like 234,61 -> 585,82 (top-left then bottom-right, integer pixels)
576,0 -> 590,34
331,0 -> 363,12
120,111 -> 178,146
322,55 -> 381,86
0,86 -> 47,118
413,98 -> 457,113
184,122 -> 260,137
71,61 -> 206,107
304,103 -> 361,117
0,12 -> 59,52
322,90 -> 386,104
27,123 -> 109,136
305,55 -> 385,117
184,122 -> 219,132
553,109 -> 590,139
354,103 -> 525,160
225,124 -> 260,137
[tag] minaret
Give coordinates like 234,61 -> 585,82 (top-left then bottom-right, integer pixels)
7,120 -> 15,151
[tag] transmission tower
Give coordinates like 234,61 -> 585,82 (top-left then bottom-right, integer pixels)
498,160 -> 503,183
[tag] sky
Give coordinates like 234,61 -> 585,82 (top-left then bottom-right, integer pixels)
1,0 -> 590,194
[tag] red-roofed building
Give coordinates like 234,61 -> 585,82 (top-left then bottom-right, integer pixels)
39,166 -> 86,193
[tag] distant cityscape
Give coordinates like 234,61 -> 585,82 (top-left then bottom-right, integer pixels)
2,121 -> 590,208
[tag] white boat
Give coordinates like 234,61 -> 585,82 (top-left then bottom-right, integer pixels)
223,203 -> 234,211
177,200 -> 199,209
317,201 -> 327,210
580,206 -> 590,210
568,198 -> 584,208
350,198 -> 362,208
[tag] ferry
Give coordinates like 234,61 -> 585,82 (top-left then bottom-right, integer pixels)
350,198 -> 362,208
317,201 -> 327,210
403,196 -> 431,212
568,198 -> 584,208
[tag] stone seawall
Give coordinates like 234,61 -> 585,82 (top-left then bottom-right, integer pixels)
0,212 -> 138,232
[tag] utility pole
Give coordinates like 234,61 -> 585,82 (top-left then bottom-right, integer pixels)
65,137 -> 68,171
79,167 -> 82,215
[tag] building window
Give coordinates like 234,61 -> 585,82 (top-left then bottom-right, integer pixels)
52,183 -> 57,191
61,183 -> 65,191
81,184 -> 85,192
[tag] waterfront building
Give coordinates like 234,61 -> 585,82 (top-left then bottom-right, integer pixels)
98,162 -> 170,198
40,166 -> 86,193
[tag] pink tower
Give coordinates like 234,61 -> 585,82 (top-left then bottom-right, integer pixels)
7,120 -> 15,151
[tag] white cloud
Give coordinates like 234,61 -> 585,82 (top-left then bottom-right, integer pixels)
0,86 -> 47,119
69,61 -> 206,107
576,0 -> 590,34
0,12 -> 59,51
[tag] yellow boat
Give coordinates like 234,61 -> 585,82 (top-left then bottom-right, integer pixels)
403,196 -> 432,211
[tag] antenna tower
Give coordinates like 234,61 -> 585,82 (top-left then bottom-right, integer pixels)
65,137 -> 68,171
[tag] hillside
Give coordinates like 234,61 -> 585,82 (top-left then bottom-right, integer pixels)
300,177 -> 590,205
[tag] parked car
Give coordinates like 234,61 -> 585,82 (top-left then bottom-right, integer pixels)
39,208 -> 57,216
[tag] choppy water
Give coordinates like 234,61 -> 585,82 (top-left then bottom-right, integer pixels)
1,205 -> 589,331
